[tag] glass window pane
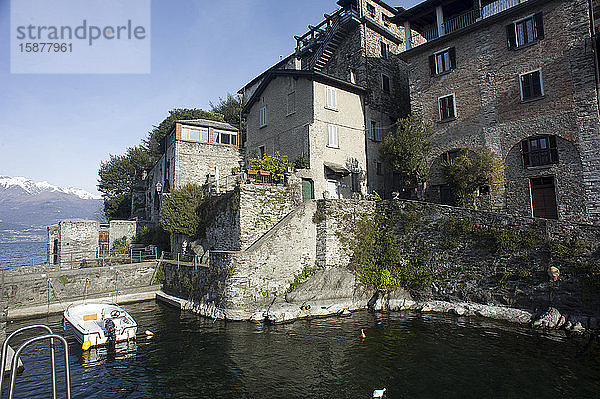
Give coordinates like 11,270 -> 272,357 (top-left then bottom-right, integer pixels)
221,133 -> 230,145
214,132 -> 219,143
232,135 -> 237,146
181,128 -> 189,140
201,129 -> 208,142
189,129 -> 200,141
443,51 -> 451,71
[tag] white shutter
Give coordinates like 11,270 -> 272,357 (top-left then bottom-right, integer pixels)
326,87 -> 337,109
328,124 -> 338,148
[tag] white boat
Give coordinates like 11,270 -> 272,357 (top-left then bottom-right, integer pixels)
63,303 -> 137,347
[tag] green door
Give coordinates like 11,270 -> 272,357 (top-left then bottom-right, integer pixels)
302,180 -> 314,202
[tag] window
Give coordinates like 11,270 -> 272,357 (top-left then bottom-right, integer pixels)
520,70 -> 544,101
287,91 -> 296,115
213,131 -> 220,143
367,3 -> 375,18
201,129 -> 209,142
438,94 -> 456,121
181,128 -> 200,141
328,124 -> 339,148
521,135 -> 558,167
220,132 -> 231,145
349,69 -> 356,84
383,14 -> 391,26
326,87 -> 337,110
259,146 -> 266,159
376,162 -> 383,176
367,120 -> 381,141
181,128 -> 189,140
231,134 -> 237,146
507,13 -> 544,49
441,149 -> 462,163
382,74 -> 391,93
380,41 -> 389,59
429,47 -> 456,76
259,106 -> 267,127
189,129 -> 200,141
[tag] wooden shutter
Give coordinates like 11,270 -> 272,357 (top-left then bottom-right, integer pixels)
506,24 -> 517,49
521,139 -> 531,167
429,54 -> 436,76
521,74 -> 532,99
449,47 -> 456,69
447,95 -> 455,118
549,135 -> 558,163
534,12 -> 544,40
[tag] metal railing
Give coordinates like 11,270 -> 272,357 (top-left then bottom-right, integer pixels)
482,0 -> 527,19
1,246 -> 159,272
406,0 -> 529,50
443,7 -> 479,35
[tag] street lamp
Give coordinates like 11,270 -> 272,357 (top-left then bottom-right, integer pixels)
156,182 -> 162,193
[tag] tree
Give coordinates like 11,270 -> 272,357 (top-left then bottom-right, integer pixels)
160,184 -> 204,238
442,146 -> 505,208
98,146 -> 153,220
379,114 -> 433,192
145,108 -> 225,161
210,93 -> 246,132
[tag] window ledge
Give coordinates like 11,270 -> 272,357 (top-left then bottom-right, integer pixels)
433,69 -> 452,78
286,111 -> 296,117
259,124 -> 267,129
521,95 -> 546,104
327,145 -> 340,149
525,164 -> 557,170
438,117 -> 456,124
325,107 -> 339,112
512,40 -> 540,51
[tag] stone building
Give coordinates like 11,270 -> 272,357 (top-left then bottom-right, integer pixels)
240,0 -> 410,199
144,119 -> 243,222
47,219 -> 138,265
395,0 -> 600,223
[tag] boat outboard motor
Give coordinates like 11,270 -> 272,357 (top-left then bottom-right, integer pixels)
105,318 -> 117,344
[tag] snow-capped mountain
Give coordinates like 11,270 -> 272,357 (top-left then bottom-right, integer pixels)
0,176 -> 101,200
0,175 -> 105,242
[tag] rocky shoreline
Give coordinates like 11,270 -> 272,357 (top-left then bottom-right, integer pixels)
162,267 -> 600,337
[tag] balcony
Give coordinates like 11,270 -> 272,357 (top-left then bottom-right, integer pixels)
401,0 -> 530,50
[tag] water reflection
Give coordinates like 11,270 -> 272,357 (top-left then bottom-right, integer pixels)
2,301 -> 599,398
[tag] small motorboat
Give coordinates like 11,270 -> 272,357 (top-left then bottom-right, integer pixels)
63,303 -> 137,347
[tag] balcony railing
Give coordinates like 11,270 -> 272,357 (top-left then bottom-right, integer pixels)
406,0 -> 529,50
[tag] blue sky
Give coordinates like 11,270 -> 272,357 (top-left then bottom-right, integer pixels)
0,0 -> 421,194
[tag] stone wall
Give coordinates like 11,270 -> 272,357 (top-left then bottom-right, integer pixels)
316,199 -> 600,317
58,220 -> 99,264
404,0 -> 600,223
1,262 -> 158,314
169,183 -> 301,256
108,220 -> 137,249
163,200 -> 317,319
174,140 -> 242,190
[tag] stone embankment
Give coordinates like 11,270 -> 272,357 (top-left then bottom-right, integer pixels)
160,266 -> 600,336
160,198 -> 600,336
2,261 -> 161,320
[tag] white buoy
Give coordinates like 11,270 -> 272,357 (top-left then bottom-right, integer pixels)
373,388 -> 386,398
145,330 -> 154,337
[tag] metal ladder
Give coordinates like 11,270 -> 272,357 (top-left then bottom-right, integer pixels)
0,325 -> 71,399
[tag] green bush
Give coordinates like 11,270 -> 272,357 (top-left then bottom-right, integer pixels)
134,225 -> 171,253
161,184 -> 204,238
249,151 -> 291,183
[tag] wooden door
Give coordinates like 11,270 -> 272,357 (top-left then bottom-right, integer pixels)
302,180 -> 314,202
531,176 -> 558,219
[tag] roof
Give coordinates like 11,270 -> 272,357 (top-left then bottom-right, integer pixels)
238,54 -> 295,95
175,119 -> 238,132
242,69 -> 367,114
